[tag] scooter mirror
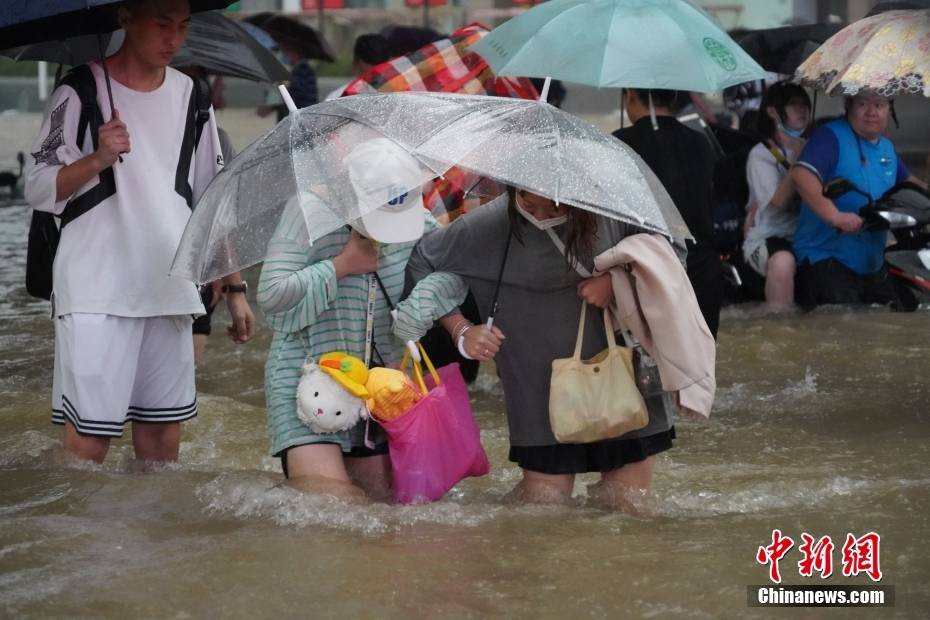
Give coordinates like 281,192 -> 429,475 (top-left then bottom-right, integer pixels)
823,178 -> 856,200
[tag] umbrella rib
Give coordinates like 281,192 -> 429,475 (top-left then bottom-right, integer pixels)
540,102 -> 562,205
306,106 -> 449,176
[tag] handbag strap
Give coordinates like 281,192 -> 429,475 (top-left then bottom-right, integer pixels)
545,228 -> 592,278
572,303 -> 618,359
399,341 -> 441,394
546,228 -> 626,356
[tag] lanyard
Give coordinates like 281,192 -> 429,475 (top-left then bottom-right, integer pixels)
363,273 -> 377,368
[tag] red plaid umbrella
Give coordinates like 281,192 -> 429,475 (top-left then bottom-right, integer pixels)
342,23 -> 538,221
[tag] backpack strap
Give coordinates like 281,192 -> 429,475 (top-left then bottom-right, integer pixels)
765,140 -> 791,172
58,64 -> 116,229
175,75 -> 213,209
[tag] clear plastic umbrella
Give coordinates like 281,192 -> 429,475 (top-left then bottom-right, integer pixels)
171,92 -> 689,284
411,93 -> 689,239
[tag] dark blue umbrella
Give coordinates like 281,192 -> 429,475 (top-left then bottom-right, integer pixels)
0,1 -> 233,49
0,0 -> 234,130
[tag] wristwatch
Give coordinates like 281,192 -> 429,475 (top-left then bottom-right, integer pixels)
222,281 -> 248,294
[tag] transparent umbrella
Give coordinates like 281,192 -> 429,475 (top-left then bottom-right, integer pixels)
171,92 -> 689,284
411,92 -> 690,239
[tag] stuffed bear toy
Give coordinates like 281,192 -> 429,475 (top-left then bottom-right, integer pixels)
296,353 -> 370,434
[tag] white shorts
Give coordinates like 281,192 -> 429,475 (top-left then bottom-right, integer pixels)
52,314 -> 197,437
745,236 -> 794,278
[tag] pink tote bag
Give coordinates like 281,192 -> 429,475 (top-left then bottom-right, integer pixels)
382,344 -> 490,504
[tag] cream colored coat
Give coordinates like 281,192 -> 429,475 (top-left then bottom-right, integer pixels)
594,233 -> 716,418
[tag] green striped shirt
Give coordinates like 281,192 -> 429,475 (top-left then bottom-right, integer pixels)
258,200 -> 436,455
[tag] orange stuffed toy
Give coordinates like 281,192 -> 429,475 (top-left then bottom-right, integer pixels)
365,367 -> 422,422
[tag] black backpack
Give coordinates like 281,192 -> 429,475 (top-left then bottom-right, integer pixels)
25,66 -> 212,300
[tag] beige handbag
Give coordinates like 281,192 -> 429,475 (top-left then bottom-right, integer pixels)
549,304 -> 649,444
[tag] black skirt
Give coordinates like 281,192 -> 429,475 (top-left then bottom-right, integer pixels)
508,427 -> 675,475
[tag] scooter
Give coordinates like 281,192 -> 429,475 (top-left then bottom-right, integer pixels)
823,178 -> 930,305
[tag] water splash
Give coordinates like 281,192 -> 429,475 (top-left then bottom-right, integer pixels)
195,474 -> 504,535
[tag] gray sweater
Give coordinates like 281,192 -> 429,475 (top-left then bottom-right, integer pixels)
396,197 -> 675,447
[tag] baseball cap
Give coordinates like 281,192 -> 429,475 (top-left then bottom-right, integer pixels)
345,138 -> 426,244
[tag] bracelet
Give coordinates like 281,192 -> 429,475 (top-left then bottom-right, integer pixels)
457,332 -> 476,360
451,319 -> 473,343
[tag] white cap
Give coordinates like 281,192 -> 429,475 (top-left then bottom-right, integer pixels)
345,138 -> 426,244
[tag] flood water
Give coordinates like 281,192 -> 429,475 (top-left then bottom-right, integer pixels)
1,200 -> 929,619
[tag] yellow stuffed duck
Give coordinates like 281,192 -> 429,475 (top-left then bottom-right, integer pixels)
365,367 -> 422,422
296,352 -> 370,433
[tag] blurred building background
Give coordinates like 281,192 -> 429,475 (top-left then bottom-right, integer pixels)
225,0 -> 914,60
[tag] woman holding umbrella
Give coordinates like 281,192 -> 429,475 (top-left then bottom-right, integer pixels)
394,188 -> 683,510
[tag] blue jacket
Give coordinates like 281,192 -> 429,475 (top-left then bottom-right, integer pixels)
793,119 -> 904,274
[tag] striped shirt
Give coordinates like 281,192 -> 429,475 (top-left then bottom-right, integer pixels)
258,199 -> 434,455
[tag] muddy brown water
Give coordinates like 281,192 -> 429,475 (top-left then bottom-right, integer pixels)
1,105 -> 929,617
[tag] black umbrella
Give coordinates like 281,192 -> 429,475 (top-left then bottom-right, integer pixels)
379,25 -> 445,58
3,12 -> 289,83
867,0 -> 930,15
260,15 -> 334,63
738,23 -> 841,75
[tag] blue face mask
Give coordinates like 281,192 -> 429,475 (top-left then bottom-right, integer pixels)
777,122 -> 805,139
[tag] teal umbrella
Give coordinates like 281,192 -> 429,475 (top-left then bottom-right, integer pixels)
472,0 -> 766,93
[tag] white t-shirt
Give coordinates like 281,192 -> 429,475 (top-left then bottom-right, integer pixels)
25,63 -> 222,318
743,142 -> 799,259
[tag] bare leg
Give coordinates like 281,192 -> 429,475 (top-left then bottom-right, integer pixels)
193,334 -> 207,367
132,421 -> 181,463
63,421 -> 110,463
345,454 -> 392,502
588,457 -> 655,514
505,469 -> 576,506
285,443 -> 366,502
765,251 -> 796,309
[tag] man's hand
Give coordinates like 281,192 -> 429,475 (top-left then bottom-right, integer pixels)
94,110 -> 130,167
332,230 -> 379,278
830,211 -> 863,234
577,273 -> 613,309
226,293 -> 255,344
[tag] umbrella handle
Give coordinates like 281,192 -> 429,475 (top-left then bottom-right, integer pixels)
538,76 -> 551,103
406,340 -> 422,364
278,84 -> 298,114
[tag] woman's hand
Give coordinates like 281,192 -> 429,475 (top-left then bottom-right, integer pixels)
577,273 -> 613,309
462,324 -> 505,361
333,230 -> 379,278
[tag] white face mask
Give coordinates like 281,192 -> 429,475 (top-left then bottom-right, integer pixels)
515,193 -> 567,230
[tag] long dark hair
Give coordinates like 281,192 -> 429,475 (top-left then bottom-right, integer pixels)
506,187 -> 598,269
755,81 -> 812,140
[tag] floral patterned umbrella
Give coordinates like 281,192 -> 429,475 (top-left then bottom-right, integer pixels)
795,9 -> 930,98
